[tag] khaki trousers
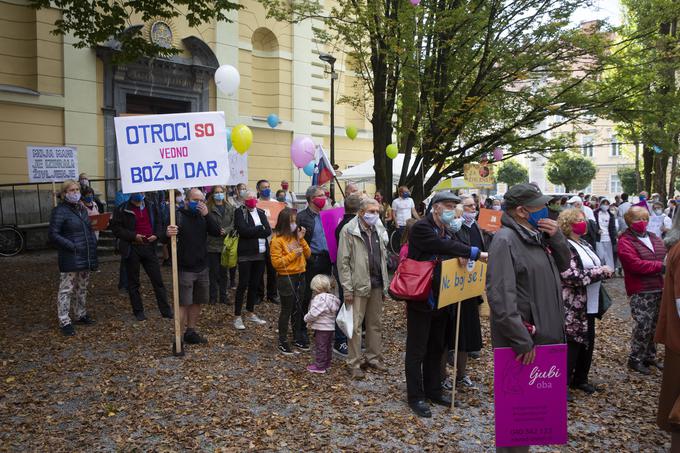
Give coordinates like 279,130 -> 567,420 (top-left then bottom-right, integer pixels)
347,287 -> 384,370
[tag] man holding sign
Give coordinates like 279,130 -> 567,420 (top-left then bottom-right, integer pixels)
486,184 -> 571,451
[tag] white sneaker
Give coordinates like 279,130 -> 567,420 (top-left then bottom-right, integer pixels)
247,313 -> 266,325
234,316 -> 245,330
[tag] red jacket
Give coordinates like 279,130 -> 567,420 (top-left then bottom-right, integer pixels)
618,229 -> 665,296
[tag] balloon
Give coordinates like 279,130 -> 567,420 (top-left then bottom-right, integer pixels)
267,113 -> 279,128
231,124 -> 253,154
493,147 -> 504,161
226,127 -> 232,151
346,125 -> 358,140
386,143 -> 398,159
214,65 -> 240,96
654,145 -> 663,154
303,161 -> 316,176
410,0 -> 420,5
290,136 -> 316,168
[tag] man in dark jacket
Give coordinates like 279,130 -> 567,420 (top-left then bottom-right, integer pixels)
296,185 -> 333,346
111,192 -> 172,321
486,184 -> 570,453
164,188 -> 221,344
405,191 -> 487,418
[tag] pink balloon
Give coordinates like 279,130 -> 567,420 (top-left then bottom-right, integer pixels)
410,0 -> 420,5
493,147 -> 504,161
291,136 -> 316,168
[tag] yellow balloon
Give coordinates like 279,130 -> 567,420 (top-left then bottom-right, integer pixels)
231,124 -> 253,154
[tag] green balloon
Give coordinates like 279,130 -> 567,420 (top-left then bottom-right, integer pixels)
386,143 -> 398,159
346,125 -> 358,140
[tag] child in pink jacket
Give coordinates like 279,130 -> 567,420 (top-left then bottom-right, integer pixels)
304,274 -> 342,374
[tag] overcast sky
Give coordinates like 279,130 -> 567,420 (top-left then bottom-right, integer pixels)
572,0 -> 623,26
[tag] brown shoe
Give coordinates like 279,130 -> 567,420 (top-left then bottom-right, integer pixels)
351,368 -> 366,380
364,361 -> 388,372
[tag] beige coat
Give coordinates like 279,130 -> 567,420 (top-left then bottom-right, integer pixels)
337,216 -> 389,298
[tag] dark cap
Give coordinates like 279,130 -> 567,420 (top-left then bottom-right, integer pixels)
431,191 -> 461,205
504,184 -> 552,208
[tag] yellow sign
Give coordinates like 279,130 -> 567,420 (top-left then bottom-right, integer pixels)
463,163 -> 495,187
438,258 -> 487,308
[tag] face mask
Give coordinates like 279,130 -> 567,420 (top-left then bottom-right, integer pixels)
448,217 -> 463,232
176,195 -> 185,205
261,188 -> 271,199
239,190 -> 247,198
654,209 -> 663,216
600,204 -> 609,211
281,184 -> 289,191
401,192 -> 410,199
440,209 -> 456,225
245,199 -> 258,209
572,221 -> 587,236
492,205 -> 502,211
131,193 -> 145,203
363,212 -> 379,226
276,196 -> 286,203
639,196 -> 646,201
631,220 -> 648,234
213,192 -> 225,202
83,195 -> 94,203
312,197 -> 326,210
65,192 -> 81,204
462,211 -> 476,223
290,223 -> 297,232
80,179 -> 89,187
527,207 -> 549,229
188,200 -> 199,212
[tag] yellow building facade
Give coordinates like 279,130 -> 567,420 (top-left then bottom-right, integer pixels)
0,0 -> 374,201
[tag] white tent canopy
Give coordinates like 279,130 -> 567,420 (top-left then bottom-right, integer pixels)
337,154 -> 432,185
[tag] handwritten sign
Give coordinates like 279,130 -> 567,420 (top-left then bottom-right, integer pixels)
464,163 -> 494,187
494,344 -> 568,447
438,258 -> 487,308
478,208 -> 503,232
227,149 -> 248,185
257,200 -> 286,228
27,146 -> 78,182
320,207 -> 345,263
114,112 -> 229,193
89,212 -> 112,231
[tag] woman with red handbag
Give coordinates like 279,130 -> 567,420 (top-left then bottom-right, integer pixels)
402,191 -> 487,418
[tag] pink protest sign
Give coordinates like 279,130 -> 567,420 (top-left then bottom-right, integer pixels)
494,343 -> 567,448
320,207 -> 345,263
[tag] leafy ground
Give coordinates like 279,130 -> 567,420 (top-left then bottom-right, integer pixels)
0,252 -> 671,452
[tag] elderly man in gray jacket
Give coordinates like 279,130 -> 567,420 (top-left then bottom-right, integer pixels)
487,184 -> 571,453
337,198 -> 389,380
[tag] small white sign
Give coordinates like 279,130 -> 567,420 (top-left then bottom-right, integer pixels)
227,149 -> 248,185
26,146 -> 78,182
114,111 -> 230,193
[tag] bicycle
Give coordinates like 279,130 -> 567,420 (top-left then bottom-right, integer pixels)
0,225 -> 24,257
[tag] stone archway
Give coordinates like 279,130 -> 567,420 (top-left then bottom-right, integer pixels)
97,35 -> 220,194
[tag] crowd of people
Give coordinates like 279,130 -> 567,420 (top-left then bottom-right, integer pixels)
47,179 -> 679,449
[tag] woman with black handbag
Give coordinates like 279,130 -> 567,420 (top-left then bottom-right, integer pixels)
557,208 -> 613,401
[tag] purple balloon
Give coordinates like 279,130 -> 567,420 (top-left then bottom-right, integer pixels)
410,0 -> 420,5
291,136 -> 316,168
493,147 -> 504,161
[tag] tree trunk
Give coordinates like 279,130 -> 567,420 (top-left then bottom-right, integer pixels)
634,140 -> 641,193
643,144 -> 653,193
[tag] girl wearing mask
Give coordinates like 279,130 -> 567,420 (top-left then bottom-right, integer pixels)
647,201 -> 672,238
229,183 -> 248,209
207,186 -> 235,305
270,208 -> 310,354
558,208 -> 613,400
48,180 -> 98,336
80,186 -> 100,240
594,197 -> 618,268
275,190 -> 287,204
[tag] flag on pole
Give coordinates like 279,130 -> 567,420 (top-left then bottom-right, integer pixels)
312,145 -> 336,186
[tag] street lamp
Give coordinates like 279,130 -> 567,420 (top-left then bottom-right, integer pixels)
319,52 -> 337,200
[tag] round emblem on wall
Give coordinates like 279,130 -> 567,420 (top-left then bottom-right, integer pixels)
150,21 -> 173,49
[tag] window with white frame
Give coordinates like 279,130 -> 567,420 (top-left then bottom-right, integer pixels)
610,135 -> 622,157
610,174 -> 622,194
582,137 -> 594,157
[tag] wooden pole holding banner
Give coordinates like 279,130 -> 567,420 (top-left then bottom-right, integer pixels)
450,299 -> 462,411
52,181 -> 57,207
169,191 -> 183,356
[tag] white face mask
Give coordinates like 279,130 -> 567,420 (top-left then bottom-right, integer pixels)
492,205 -> 501,211
363,212 -> 379,226
290,223 -> 297,232
654,209 -> 663,216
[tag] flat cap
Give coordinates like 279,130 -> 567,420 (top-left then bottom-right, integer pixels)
431,191 -> 461,204
504,183 -> 552,208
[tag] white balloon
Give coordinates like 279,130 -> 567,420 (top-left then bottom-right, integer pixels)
214,65 -> 240,96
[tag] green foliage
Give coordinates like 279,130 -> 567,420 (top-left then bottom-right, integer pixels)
30,0 -> 240,62
617,167 -> 642,194
546,152 -> 597,193
496,160 -> 529,187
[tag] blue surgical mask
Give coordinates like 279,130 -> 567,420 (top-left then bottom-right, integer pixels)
527,207 -> 549,228
448,217 -> 463,232
402,192 -> 410,199
131,193 -> 145,203
83,195 -> 94,203
440,209 -> 456,225
261,188 -> 271,198
214,193 -> 225,202
188,200 -> 199,212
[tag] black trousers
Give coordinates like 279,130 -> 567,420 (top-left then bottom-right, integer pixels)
567,314 -> 596,386
258,248 -> 278,300
126,244 -> 171,316
235,259 -> 265,316
303,252 -> 333,341
405,304 -> 449,403
207,252 -> 228,303
277,273 -> 305,344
